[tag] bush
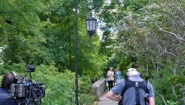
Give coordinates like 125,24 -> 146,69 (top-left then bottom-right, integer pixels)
31,64 -> 94,105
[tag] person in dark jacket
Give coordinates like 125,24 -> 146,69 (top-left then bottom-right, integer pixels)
0,72 -> 19,105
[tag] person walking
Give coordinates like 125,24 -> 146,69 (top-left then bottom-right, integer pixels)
107,67 -> 114,90
106,68 -> 155,105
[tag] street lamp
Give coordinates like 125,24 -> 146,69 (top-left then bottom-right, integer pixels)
86,12 -> 97,36
75,0 -> 97,105
85,2 -> 98,36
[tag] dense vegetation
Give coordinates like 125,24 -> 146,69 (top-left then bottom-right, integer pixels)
0,0 -> 105,104
99,0 -> 185,105
0,0 -> 185,105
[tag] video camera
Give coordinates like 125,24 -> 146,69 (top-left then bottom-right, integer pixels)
10,65 -> 45,105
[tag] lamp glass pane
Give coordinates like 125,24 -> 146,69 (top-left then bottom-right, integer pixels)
87,19 -> 96,31
86,20 -> 89,30
90,20 -> 93,31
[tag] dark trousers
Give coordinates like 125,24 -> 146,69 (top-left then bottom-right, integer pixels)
108,80 -> 114,90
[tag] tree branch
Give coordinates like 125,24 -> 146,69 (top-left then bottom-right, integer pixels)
155,90 -> 167,105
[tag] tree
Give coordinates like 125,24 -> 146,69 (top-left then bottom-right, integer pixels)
0,0 -> 107,78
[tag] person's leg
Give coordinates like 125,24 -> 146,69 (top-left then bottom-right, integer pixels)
110,80 -> 114,89
107,81 -> 111,90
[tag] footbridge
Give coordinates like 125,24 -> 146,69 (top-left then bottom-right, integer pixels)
92,78 -> 118,105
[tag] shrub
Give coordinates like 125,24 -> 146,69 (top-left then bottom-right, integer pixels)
32,64 -> 94,105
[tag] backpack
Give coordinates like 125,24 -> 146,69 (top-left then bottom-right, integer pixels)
118,79 -> 149,105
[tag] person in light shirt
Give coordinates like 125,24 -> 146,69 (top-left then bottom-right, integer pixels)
107,67 -> 114,90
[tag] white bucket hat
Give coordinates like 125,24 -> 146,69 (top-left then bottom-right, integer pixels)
127,68 -> 140,76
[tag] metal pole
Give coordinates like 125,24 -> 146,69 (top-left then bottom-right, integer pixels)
75,0 -> 79,104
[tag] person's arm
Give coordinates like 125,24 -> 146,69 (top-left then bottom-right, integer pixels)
147,82 -> 155,105
106,90 -> 121,101
107,71 -> 110,77
148,97 -> 155,105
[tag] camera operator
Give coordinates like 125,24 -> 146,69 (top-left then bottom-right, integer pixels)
0,72 -> 19,105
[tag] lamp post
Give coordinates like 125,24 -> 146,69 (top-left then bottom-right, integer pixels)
75,0 -> 97,105
74,0 -> 79,104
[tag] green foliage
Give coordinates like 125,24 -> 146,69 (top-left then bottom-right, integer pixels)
119,56 -> 132,72
167,100 -> 178,105
0,65 -> 8,75
79,94 -> 94,105
0,0 -> 45,66
150,68 -> 185,105
31,64 -> 94,105
10,63 -> 26,72
78,76 -> 94,105
0,0 -> 107,79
